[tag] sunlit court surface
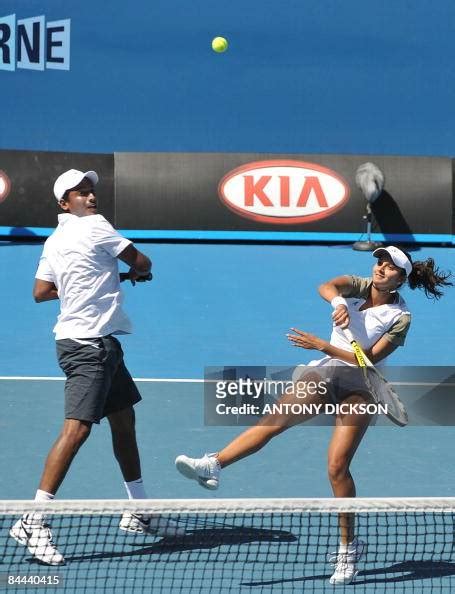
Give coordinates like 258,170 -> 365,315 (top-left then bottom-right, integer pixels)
2,0 -> 455,592
2,243 -> 455,593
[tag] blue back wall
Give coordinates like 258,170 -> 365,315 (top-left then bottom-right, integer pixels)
1,1 -> 455,156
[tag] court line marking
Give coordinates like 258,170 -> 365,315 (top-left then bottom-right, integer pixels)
0,376 -> 455,387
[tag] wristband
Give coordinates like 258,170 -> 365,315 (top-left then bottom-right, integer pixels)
330,296 -> 347,309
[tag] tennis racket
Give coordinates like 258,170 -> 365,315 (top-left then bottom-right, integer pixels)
119,272 -> 153,283
342,328 -> 408,427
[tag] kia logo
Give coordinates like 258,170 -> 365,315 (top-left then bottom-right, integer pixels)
218,160 -> 350,224
0,170 -> 11,203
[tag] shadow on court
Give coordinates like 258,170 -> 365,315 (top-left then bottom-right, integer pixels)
356,560 -> 455,584
241,559 -> 455,588
21,526 -> 297,564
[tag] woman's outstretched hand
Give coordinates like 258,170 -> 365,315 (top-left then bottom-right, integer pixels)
287,328 -> 325,351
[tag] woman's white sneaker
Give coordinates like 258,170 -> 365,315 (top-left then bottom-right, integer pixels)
328,537 -> 365,585
175,453 -> 221,490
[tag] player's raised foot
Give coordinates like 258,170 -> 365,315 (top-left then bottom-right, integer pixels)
328,537 -> 365,585
10,518 -> 65,566
175,453 -> 221,490
119,512 -> 186,538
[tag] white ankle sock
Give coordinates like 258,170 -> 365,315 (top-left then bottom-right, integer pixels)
24,490 -> 54,525
35,489 -> 55,502
124,478 -> 148,500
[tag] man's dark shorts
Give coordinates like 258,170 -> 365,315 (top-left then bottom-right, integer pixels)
56,336 -> 141,424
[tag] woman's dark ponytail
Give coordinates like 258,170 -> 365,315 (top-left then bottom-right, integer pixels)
406,256 -> 453,299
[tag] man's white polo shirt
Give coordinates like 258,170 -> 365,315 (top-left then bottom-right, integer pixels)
35,214 -> 133,340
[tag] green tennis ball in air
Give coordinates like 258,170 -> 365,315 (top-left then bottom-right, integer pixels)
212,36 -> 228,53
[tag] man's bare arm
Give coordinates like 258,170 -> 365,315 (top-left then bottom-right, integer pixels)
118,244 -> 151,274
33,279 -> 59,302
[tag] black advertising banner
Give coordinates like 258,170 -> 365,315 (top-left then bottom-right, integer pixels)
114,152 -> 453,241
0,151 -> 114,234
0,150 -> 452,242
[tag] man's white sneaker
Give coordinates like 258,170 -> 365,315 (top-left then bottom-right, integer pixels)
119,512 -> 186,538
175,453 -> 220,490
328,537 -> 365,585
10,518 -> 65,566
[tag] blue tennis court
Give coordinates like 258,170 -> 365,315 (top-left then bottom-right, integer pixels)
2,243 -> 454,497
1,242 -> 455,593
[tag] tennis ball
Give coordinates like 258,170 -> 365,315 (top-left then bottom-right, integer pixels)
212,36 -> 228,53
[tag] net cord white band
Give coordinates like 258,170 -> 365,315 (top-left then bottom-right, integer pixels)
2,497 -> 455,515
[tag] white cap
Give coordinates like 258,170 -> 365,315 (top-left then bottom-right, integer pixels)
53,169 -> 99,201
372,245 -> 412,277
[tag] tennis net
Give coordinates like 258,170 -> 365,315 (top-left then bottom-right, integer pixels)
1,498 -> 455,593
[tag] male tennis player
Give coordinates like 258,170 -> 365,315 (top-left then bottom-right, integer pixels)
176,246 -> 452,585
10,169 -> 183,566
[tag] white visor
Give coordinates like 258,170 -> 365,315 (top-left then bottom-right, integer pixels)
372,246 -> 412,277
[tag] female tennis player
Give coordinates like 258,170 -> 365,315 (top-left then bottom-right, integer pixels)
176,246 -> 452,585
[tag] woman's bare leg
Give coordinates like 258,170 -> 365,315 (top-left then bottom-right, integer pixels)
327,394 -> 372,544
217,377 -> 328,468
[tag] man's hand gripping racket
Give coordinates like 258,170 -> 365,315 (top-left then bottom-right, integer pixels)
342,328 -> 408,427
119,271 -> 153,286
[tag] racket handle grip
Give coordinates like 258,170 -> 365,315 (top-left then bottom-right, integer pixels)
341,328 -> 355,342
119,271 -> 153,282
